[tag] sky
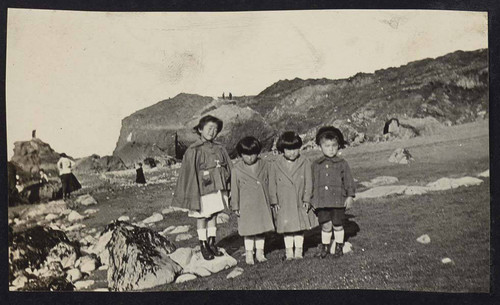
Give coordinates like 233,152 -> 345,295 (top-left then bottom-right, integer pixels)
6,9 -> 488,159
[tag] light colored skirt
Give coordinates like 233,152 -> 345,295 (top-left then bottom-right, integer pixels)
188,190 -> 228,219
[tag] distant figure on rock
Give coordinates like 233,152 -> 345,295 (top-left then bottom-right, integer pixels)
32,129 -> 36,139
135,163 -> 146,184
57,153 -> 81,199
222,92 -> 225,99
172,115 -> 232,261
229,92 -> 232,100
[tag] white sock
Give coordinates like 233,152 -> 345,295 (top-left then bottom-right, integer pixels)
321,230 -> 332,245
255,237 -> 265,250
284,235 -> 294,249
294,234 -> 304,248
207,226 -> 217,237
244,236 -> 255,251
334,229 -> 345,244
197,229 -> 207,241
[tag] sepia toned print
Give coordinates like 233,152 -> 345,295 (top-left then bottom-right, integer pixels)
6,9 -> 488,291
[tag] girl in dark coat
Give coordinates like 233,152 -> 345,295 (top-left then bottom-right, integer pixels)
231,137 -> 274,265
135,163 -> 146,184
172,115 -> 232,260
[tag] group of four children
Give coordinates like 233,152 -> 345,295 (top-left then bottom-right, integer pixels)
172,115 -> 356,264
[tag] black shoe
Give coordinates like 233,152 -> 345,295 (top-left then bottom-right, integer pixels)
332,243 -> 344,259
317,244 -> 329,259
208,236 -> 224,256
200,241 -> 214,260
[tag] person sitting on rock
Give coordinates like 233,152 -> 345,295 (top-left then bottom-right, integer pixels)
231,136 -> 275,265
39,169 -> 49,185
57,153 -> 81,199
172,115 -> 232,260
135,163 -> 146,184
310,126 -> 356,259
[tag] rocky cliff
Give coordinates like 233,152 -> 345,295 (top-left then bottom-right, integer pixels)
114,49 -> 488,163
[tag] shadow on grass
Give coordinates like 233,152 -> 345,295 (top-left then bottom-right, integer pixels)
217,214 -> 360,256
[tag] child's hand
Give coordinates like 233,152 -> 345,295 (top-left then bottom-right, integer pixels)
344,197 -> 354,210
234,210 -> 240,217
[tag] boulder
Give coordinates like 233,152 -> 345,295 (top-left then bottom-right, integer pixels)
217,213 -> 230,224
175,273 -> 198,283
226,267 -> 244,279
67,210 -> 86,222
416,234 -> 431,244
141,212 -> 163,224
175,233 -> 193,242
66,268 -> 83,283
168,247 -> 194,269
10,138 -> 61,178
183,248 -> 237,277
38,261 -> 65,278
75,194 -> 98,207
106,221 -> 180,291
76,254 -> 100,273
46,242 -> 80,269
74,154 -> 127,173
359,176 -> 399,188
388,148 -> 414,164
12,275 -> 28,289
356,185 -> 408,199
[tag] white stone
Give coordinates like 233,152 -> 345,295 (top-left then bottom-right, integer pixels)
161,207 -> 175,215
12,275 -> 28,288
441,257 -> 453,264
343,242 -> 353,254
84,208 -> 99,215
66,268 -> 83,283
118,215 -> 130,222
226,267 -> 244,279
416,234 -> 431,244
356,185 -> 408,199
141,213 -> 163,224
175,274 -> 198,283
183,248 -> 237,277
478,170 -> 489,178
427,177 -> 483,191
93,288 -> 109,292
74,280 -> 95,290
65,223 -> 86,232
217,213 -> 230,224
163,225 -> 190,235
168,248 -> 194,269
360,176 -> 399,188
175,233 -> 193,242
76,194 -> 98,206
45,214 -> 59,221
68,210 -> 86,222
98,265 -> 109,271
171,206 -> 189,213
78,255 -> 100,273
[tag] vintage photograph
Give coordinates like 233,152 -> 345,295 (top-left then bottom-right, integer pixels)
6,9 -> 489,292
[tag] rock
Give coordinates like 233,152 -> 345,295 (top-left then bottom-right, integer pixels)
162,225 -> 190,235
46,242 -> 80,269
67,210 -> 86,222
478,170 -> 489,178
441,258 -> 453,264
175,273 -> 198,283
84,208 -> 99,215
343,241 -> 353,254
64,223 -> 86,232
183,248 -> 237,277
98,265 -> 109,271
416,234 -> 431,244
388,148 -> 414,164
118,215 -> 130,222
161,207 -> 175,215
226,267 -> 244,279
426,177 -> 483,191
74,280 -> 95,290
404,186 -> 429,195
66,268 -> 83,283
171,206 -> 189,213
93,288 -> 109,292
106,221 -> 179,291
86,227 -> 114,266
216,213 -> 230,224
40,261 -> 65,278
45,214 -> 59,221
175,233 -> 193,242
75,194 -> 98,206
21,200 -> 68,219
12,275 -> 28,289
356,185 -> 408,199
168,248 -> 194,269
141,212 -> 163,224
76,254 -> 101,273
360,176 -> 399,188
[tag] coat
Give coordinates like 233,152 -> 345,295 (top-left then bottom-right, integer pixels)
268,155 -> 318,233
172,139 -> 232,212
230,159 -> 275,236
311,156 -> 355,208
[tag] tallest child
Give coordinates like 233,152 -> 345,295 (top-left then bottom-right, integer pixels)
172,115 -> 232,260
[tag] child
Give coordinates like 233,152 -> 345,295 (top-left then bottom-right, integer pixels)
231,136 -> 275,265
311,126 -> 355,259
135,163 -> 146,184
172,115 -> 232,260
269,131 -> 317,260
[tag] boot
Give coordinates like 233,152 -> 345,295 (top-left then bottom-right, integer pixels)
294,247 -> 303,259
332,242 -> 344,259
285,248 -> 294,260
256,249 -> 267,262
208,236 -> 224,256
245,250 -> 255,265
200,240 -> 214,260
317,244 -> 329,259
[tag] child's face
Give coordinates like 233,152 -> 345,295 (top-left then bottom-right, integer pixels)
199,122 -> 219,141
320,139 -> 339,158
283,148 -> 300,161
241,153 -> 258,166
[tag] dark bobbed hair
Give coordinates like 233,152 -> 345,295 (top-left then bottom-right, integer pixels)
236,136 -> 262,156
276,131 -> 303,153
193,115 -> 223,135
315,126 -> 346,149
